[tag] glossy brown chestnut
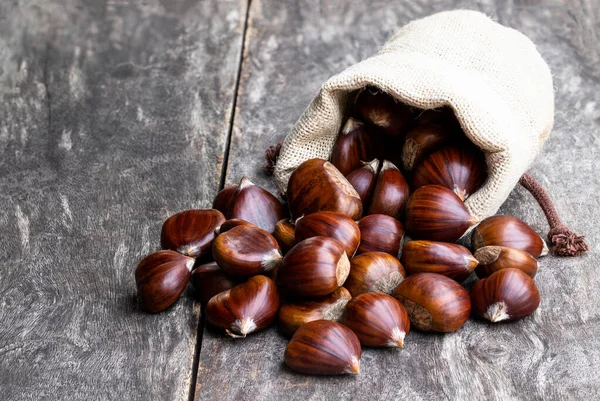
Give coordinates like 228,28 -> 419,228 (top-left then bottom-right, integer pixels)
278,236 -> 350,299
474,246 -> 538,278
272,219 -> 296,254
284,320 -> 361,375
344,252 -> 406,297
411,146 -> 487,201
393,272 -> 471,332
287,159 -> 363,221
212,184 -> 238,215
366,160 -> 410,218
402,123 -> 453,171
212,225 -> 282,277
471,215 -> 549,258
278,287 -> 352,336
470,268 -> 540,322
215,218 -> 256,235
295,211 -> 360,258
135,250 -> 195,313
226,176 -> 286,233
401,240 -> 478,282
340,293 -> 410,348
206,275 -> 279,337
191,262 -> 242,304
405,185 -> 478,242
354,88 -> 414,137
346,159 -> 380,205
356,214 -> 404,257
330,117 -> 384,176
160,209 -> 225,259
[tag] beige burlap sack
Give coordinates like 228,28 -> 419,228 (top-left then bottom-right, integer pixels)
274,9 -> 554,221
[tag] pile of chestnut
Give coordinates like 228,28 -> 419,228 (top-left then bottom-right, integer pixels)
135,88 -> 547,376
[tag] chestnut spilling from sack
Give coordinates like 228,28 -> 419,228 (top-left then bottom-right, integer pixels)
133,10 -> 588,378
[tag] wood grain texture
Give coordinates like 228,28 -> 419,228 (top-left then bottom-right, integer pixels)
196,0 -> 600,400
0,0 -> 246,400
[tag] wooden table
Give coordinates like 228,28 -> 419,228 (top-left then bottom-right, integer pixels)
1,1 -> 598,400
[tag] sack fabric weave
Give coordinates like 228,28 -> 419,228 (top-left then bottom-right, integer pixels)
273,10 -> 554,221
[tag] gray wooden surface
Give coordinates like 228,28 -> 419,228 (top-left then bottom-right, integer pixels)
1,0 -> 599,400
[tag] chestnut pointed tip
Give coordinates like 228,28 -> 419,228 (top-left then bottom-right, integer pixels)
484,301 -> 510,323
238,176 -> 254,190
540,237 -> 549,256
178,244 -> 200,257
185,258 -> 195,272
262,250 -> 283,271
348,356 -> 361,375
228,317 -> 258,338
388,327 -> 406,348
342,117 -> 362,134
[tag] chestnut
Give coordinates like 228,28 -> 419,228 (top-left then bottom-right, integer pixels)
471,215 -> 549,258
295,211 -> 360,258
401,123 -> 453,171
344,252 -> 406,297
212,184 -> 238,215
287,158 -> 362,221
160,209 -> 225,259
354,88 -> 414,137
226,176 -> 286,233
366,160 -> 410,219
411,146 -> 487,201
278,236 -> 350,299
474,246 -> 538,278
135,250 -> 195,313
470,268 -> 540,323
206,275 -> 279,338
284,320 -> 361,375
212,225 -> 282,277
346,159 -> 380,205
191,262 -> 242,304
356,214 -> 404,257
401,240 -> 478,282
393,272 -> 471,332
278,287 -> 351,336
404,185 -> 478,242
272,219 -> 296,254
330,117 -> 384,176
340,293 -> 410,348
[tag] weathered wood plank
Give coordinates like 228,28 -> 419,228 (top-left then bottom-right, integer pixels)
195,0 -> 600,400
0,1 -> 246,400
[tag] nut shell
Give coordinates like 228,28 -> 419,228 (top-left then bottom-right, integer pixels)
284,320 -> 361,375
216,218 -> 256,235
206,275 -> 280,337
287,159 -> 363,221
340,293 -> 410,348
330,117 -> 384,176
411,146 -> 487,201
212,184 -> 238,215
346,159 -> 379,205
161,209 -> 226,259
295,211 -> 360,258
272,219 -> 296,254
191,262 -> 242,304
366,160 -> 410,219
471,215 -> 549,258
474,246 -> 538,278
227,176 -> 286,233
402,123 -> 453,171
393,272 -> 471,332
212,225 -> 282,277
354,88 -> 414,137
356,214 -> 404,257
344,252 -> 406,297
401,240 -> 478,282
278,287 -> 351,336
135,250 -> 195,313
405,185 -> 478,242
278,237 -> 350,299
470,268 -> 540,322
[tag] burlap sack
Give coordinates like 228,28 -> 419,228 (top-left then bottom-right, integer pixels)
274,10 -> 554,221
